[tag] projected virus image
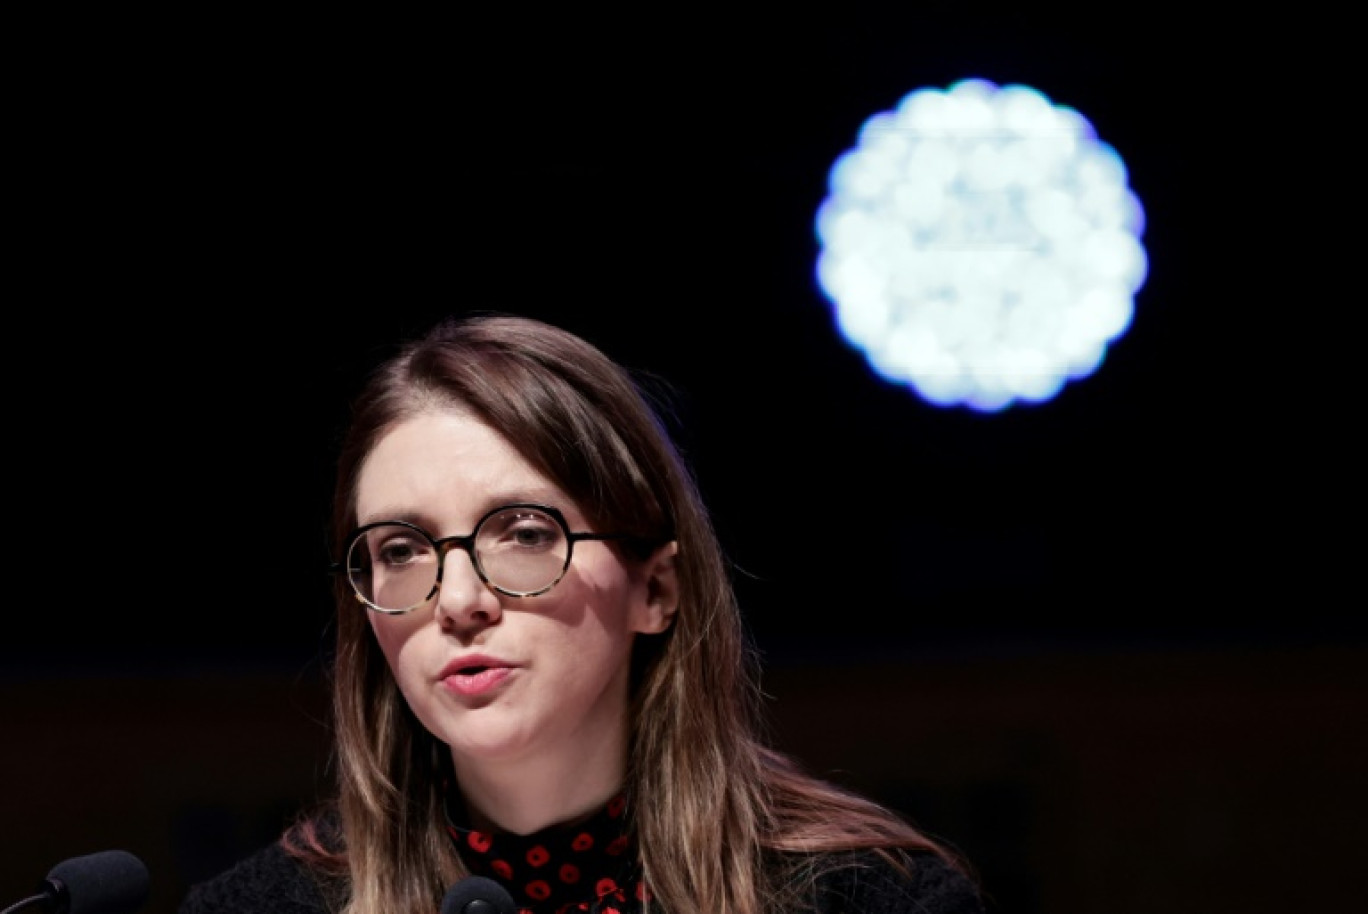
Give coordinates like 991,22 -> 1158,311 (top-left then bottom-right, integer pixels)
814,78 -> 1148,412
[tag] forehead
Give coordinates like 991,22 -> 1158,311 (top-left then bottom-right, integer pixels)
355,410 -> 570,526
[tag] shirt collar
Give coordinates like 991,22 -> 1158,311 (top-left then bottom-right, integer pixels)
444,789 -> 647,913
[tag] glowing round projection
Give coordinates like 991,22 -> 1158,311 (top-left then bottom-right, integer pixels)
814,78 -> 1148,412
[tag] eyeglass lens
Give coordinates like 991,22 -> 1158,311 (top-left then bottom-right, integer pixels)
347,507 -> 572,610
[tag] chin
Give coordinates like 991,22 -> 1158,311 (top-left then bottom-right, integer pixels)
444,723 -> 541,764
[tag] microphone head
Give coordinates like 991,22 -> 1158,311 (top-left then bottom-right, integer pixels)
45,849 -> 150,914
440,875 -> 517,914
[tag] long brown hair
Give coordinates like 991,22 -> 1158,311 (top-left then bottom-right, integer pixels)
289,312 -> 971,913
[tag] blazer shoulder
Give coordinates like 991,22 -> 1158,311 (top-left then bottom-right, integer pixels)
179,840 -> 335,914
811,849 -> 987,914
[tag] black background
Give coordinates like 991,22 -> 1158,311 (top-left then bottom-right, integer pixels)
4,8 -> 1359,914
8,10 -> 1346,665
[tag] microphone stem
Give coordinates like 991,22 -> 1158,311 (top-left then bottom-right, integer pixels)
0,894 -> 47,914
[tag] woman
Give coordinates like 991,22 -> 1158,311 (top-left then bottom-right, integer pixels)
181,313 -> 986,913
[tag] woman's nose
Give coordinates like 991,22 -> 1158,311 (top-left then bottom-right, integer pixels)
433,545 -> 503,629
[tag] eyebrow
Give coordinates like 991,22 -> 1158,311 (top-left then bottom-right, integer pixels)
356,492 -> 576,531
356,509 -> 431,529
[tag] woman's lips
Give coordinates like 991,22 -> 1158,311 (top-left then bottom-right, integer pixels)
442,665 -> 515,697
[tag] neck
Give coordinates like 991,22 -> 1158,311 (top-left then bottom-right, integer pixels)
452,722 -> 627,835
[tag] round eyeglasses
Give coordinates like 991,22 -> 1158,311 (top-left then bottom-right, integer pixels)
335,503 -> 638,614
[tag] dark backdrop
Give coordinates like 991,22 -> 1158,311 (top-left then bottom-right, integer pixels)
3,9 -> 1359,914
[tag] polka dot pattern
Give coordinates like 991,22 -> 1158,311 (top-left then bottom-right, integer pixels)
445,791 -> 649,913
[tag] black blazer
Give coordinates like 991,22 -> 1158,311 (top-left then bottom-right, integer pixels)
180,840 -> 986,913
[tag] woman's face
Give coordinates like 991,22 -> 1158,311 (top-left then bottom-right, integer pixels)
355,409 -> 677,781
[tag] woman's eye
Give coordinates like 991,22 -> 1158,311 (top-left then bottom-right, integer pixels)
377,539 -> 427,566
485,511 -> 562,550
511,525 -> 555,548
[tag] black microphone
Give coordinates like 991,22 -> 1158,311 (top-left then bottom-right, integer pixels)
439,876 -> 516,914
1,850 -> 151,914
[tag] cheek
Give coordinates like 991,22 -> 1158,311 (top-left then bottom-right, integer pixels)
368,615 -> 422,676
556,578 -> 644,660
567,556 -> 640,617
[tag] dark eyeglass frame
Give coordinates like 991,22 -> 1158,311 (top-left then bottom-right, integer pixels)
332,502 -> 639,614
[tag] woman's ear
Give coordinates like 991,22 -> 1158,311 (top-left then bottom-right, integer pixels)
632,540 -> 679,635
